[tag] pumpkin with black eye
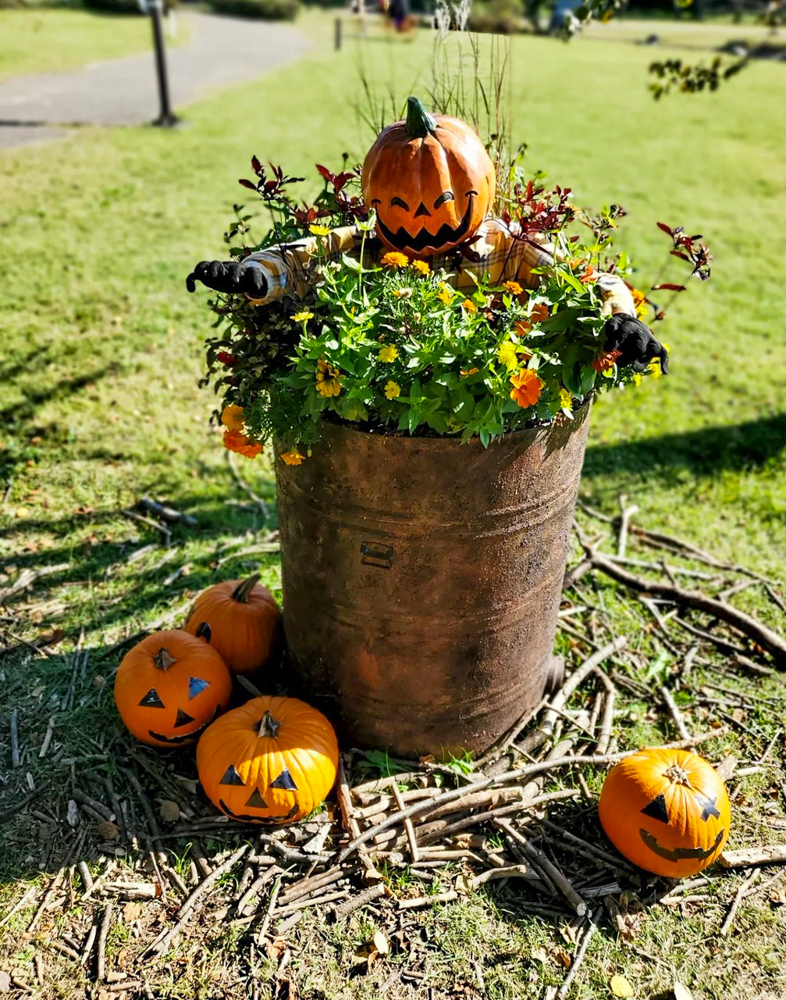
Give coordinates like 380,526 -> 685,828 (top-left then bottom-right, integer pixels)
114,629 -> 233,748
184,574 -> 281,675
196,695 -> 339,824
598,747 -> 731,878
362,96 -> 496,257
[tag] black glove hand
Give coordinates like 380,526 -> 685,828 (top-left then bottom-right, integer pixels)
603,314 -> 669,374
186,260 -> 268,297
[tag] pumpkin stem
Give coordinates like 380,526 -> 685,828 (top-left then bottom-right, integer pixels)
153,648 -> 176,671
664,763 -> 692,787
232,574 -> 260,604
196,621 -> 212,642
405,97 -> 437,139
258,710 -> 280,738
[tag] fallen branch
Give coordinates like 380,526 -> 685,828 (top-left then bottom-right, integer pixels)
121,509 -> 171,546
495,819 -> 587,916
719,845 -> 786,868
96,902 -> 114,981
138,497 -> 197,528
332,882 -> 385,921
556,909 -> 600,1000
720,869 -> 759,936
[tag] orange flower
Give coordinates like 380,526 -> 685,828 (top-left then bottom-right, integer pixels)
460,367 -> 480,378
529,303 -> 550,324
631,287 -> 649,319
592,349 -> 622,373
221,404 -> 245,433
280,450 -> 305,466
509,369 -> 544,409
514,320 -> 531,338
503,280 -> 523,295
223,430 -> 262,459
382,251 -> 409,268
579,264 -> 596,285
462,299 -> 478,314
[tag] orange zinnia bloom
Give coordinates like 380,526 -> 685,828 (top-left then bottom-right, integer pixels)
579,265 -> 596,285
509,369 -> 544,409
529,303 -> 550,324
223,430 -> 263,459
592,349 -> 622,373
514,320 -> 531,338
221,404 -> 245,433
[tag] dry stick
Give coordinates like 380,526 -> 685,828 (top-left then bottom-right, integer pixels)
254,877 -> 283,944
399,890 -> 458,910
765,584 -> 786,616
332,882 -> 386,921
474,697 -> 550,769
27,830 -> 85,932
336,755 -> 380,881
720,869 -> 760,936
226,450 -> 269,521
138,496 -> 197,527
495,819 -> 587,916
556,909 -> 600,1000
538,820 -> 636,874
616,495 -> 638,558
273,888 -> 349,917
519,637 -> 628,756
391,779 -> 420,864
278,866 -> 343,906
719,845 -> 786,868
126,772 -> 168,901
586,549 -> 786,662
660,686 -> 692,744
141,844 -> 249,960
592,669 -> 616,756
38,716 -> 56,759
338,730 -> 726,863
72,788 -> 114,823
96,902 -> 114,981
81,923 -> 98,966
0,887 -> 36,928
10,709 -> 21,768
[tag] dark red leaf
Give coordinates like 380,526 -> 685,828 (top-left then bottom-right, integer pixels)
670,250 -> 690,261
657,222 -> 674,235
652,283 -> 687,292
251,155 -> 262,174
238,178 -> 257,190
315,164 -> 334,182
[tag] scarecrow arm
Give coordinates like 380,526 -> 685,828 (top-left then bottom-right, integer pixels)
186,227 -> 363,304
603,314 -> 670,373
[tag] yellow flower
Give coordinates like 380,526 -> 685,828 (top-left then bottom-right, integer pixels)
280,450 -> 305,466
411,260 -> 430,275
632,372 -> 643,386
559,388 -> 572,410
662,342 -> 671,352
503,280 -> 523,295
221,404 -> 245,433
497,341 -> 520,371
631,287 -> 648,319
648,359 -> 662,379
392,288 -> 412,300
384,381 -> 401,400
315,358 -> 342,397
292,311 -> 314,323
462,299 -> 478,314
378,345 -> 399,363
437,285 -> 453,305
382,251 -> 409,268
309,224 -> 330,237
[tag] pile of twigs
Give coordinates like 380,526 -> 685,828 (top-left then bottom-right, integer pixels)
4,503 -> 786,998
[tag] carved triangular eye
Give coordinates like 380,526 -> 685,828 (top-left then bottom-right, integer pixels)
174,709 -> 195,728
139,689 -> 165,708
270,768 -> 298,791
219,764 -> 245,786
641,793 -> 670,824
188,677 -> 210,700
695,793 -> 720,821
246,789 -> 268,809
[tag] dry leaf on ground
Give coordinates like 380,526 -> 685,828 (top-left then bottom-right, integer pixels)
158,799 -> 181,823
610,974 -> 635,997
674,981 -> 694,1000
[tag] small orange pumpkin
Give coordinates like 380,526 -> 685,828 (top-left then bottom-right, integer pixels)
184,575 -> 281,675
362,96 -> 496,257
114,629 -> 232,748
598,747 -> 731,878
196,696 -> 339,824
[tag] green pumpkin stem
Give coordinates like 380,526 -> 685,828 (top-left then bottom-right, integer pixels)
232,574 -> 260,604
153,648 -> 176,671
405,96 -> 437,139
258,710 -> 280,739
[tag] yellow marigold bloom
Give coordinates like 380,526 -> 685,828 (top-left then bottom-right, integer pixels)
315,358 -> 342,397
497,341 -> 519,371
292,311 -> 314,323
462,299 -> 478,314
280,450 -> 305,466
378,345 -> 399,363
411,260 -> 430,275
631,287 -> 648,319
632,372 -> 643,386
503,280 -> 523,295
221,404 -> 245,433
649,359 -> 663,379
559,388 -> 572,410
384,381 -> 401,400
309,224 -> 330,236
437,285 -> 453,305
382,251 -> 409,268
223,430 -> 262,459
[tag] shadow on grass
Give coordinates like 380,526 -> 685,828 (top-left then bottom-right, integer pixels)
584,412 -> 786,480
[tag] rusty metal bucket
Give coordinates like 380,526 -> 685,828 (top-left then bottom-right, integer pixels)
274,404 -> 590,759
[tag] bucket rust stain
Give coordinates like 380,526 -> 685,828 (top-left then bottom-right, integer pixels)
275,405 -> 591,759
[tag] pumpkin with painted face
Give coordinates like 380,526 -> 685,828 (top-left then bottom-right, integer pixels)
114,629 -> 233,748
598,747 -> 730,878
196,695 -> 339,824
362,96 -> 496,257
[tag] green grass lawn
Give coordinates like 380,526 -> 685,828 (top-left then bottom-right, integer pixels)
1,16 -> 785,1000
0,7 -> 191,81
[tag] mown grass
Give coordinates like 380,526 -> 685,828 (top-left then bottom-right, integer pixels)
0,14 -> 785,1000
0,7 -> 190,82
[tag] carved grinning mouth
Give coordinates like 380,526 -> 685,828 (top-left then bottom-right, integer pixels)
218,799 -> 300,825
639,827 -> 725,863
377,193 -> 475,254
148,706 -> 221,746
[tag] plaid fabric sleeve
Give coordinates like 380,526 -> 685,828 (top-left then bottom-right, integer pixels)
241,227 -> 362,304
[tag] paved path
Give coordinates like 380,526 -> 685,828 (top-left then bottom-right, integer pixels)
0,12 -> 311,150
